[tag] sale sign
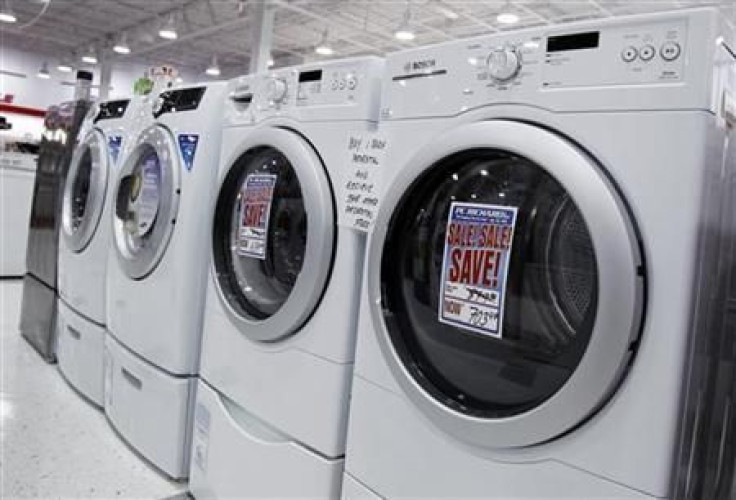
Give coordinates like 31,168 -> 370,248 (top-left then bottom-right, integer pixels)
438,202 -> 518,338
237,173 -> 277,259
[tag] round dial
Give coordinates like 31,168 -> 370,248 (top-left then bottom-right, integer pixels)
487,48 -> 522,83
266,78 -> 288,103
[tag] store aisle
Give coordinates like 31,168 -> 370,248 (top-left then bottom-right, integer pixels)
0,280 -> 187,499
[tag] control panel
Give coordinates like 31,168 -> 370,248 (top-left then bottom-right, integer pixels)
295,64 -> 362,106
382,8 -> 722,118
541,19 -> 687,88
224,57 -> 383,124
95,99 -> 130,122
153,86 -> 207,118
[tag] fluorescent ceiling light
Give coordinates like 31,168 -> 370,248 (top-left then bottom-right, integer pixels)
159,14 -> 178,40
37,62 -> 50,79
0,10 -> 16,23
113,44 -> 131,55
395,4 -> 415,42
205,55 -> 220,77
57,62 -> 73,73
81,48 -> 98,65
113,34 -> 131,55
497,12 -> 520,24
315,44 -> 334,56
315,27 -> 334,56
394,26 -> 415,41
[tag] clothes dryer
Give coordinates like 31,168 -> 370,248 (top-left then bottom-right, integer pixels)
104,82 -> 226,479
189,58 -> 383,499
344,8 -> 736,500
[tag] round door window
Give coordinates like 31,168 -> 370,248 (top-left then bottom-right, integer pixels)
62,129 -> 107,252
113,125 -> 179,280
69,145 -> 94,231
381,148 -> 599,419
118,144 -> 162,256
213,146 -> 308,320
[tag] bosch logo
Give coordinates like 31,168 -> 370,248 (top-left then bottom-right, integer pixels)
404,59 -> 436,72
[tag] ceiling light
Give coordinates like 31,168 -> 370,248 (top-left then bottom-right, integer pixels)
0,1 -> 16,23
315,44 -> 334,56
81,48 -> 98,65
37,62 -> 50,79
394,26 -> 415,41
267,58 -> 274,68
315,28 -> 334,56
205,55 -> 221,77
113,34 -> 131,55
158,14 -> 178,40
496,11 -> 519,25
394,3 -> 415,42
57,61 -> 73,73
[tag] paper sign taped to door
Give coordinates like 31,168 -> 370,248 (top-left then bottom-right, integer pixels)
238,173 -> 277,259
438,202 -> 517,338
135,156 -> 161,235
339,133 -> 387,232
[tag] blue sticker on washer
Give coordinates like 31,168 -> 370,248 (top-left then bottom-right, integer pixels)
178,134 -> 199,171
108,135 -> 123,164
438,202 -> 518,339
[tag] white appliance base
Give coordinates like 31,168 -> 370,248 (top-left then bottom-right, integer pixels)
56,299 -> 105,407
104,333 -> 194,480
189,380 -> 344,499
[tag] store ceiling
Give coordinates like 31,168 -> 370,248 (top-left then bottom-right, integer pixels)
2,0 -> 735,78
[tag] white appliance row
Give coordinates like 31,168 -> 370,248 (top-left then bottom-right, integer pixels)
53,7 -> 735,500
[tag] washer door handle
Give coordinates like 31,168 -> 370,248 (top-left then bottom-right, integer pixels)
120,367 -> 142,390
67,326 -> 81,340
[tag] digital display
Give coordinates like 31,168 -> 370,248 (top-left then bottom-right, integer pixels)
547,31 -> 600,52
298,70 -> 322,83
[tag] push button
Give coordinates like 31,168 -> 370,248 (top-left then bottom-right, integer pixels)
621,46 -> 638,63
639,44 -> 656,61
661,41 -> 681,61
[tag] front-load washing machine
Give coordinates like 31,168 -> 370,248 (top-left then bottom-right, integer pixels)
104,82 -> 227,479
189,57 -> 384,499
344,8 -> 736,500
57,97 -> 146,407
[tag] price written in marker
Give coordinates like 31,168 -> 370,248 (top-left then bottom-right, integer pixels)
339,133 -> 387,231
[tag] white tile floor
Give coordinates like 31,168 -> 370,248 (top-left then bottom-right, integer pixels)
1,280 -> 187,499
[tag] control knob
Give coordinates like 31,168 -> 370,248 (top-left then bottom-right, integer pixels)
266,77 -> 288,103
486,47 -> 522,83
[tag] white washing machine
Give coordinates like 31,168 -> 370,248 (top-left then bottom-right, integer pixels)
0,152 -> 37,277
104,82 -> 226,479
56,97 -> 146,407
189,57 -> 383,499
344,8 -> 736,500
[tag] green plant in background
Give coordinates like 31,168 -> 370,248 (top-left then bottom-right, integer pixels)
134,75 -> 154,95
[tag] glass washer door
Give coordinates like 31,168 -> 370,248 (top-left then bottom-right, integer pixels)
212,127 -> 335,343
369,120 -> 645,449
61,128 -> 109,252
113,125 -> 180,280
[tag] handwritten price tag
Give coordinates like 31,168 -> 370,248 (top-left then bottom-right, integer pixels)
339,133 -> 387,232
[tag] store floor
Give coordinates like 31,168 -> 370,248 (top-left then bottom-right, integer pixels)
1,280 -> 187,499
